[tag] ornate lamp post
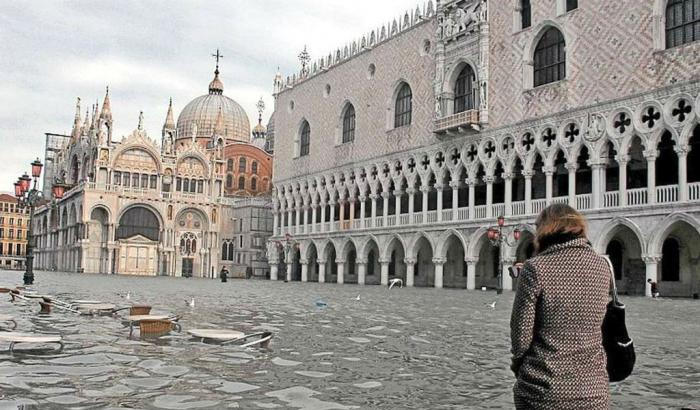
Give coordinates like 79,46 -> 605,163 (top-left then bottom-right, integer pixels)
15,158 -> 46,285
487,215 -> 521,294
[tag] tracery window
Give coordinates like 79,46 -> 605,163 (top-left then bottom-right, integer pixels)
521,0 -> 531,29
394,83 -> 413,128
666,0 -> 700,48
251,177 -> 257,191
300,121 -> 311,156
239,157 -> 247,173
226,174 -> 233,188
227,159 -> 234,172
252,161 -> 258,174
454,65 -> 476,113
238,176 -> 246,190
342,104 -> 356,143
534,27 -> 566,87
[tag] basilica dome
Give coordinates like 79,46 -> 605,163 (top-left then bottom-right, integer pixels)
176,68 -> 251,143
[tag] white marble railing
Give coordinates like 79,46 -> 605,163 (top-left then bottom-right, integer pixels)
604,191 -> 619,208
576,194 -> 592,210
656,185 -> 678,204
627,188 -> 647,206
275,184 -> 698,237
690,182 -> 700,201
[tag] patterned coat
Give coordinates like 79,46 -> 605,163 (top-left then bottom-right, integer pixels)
510,238 -> 611,409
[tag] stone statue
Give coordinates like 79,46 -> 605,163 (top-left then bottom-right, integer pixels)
585,114 -> 606,141
435,95 -> 442,117
436,16 -> 444,39
479,0 -> 488,23
444,14 -> 455,37
164,134 -> 173,154
455,4 -> 479,33
480,81 -> 488,109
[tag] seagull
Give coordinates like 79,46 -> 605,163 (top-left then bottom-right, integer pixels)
486,301 -> 496,310
186,297 -> 195,308
126,291 -> 131,300
355,294 -> 361,301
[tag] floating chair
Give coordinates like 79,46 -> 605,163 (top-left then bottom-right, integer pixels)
38,297 -> 79,315
187,329 -> 273,348
0,287 -> 11,294
128,305 -> 152,315
0,315 -> 17,331
0,332 -> 64,354
127,315 -> 179,337
138,319 -> 181,338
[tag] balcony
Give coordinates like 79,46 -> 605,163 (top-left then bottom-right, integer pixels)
434,110 -> 480,137
274,182 -> 700,237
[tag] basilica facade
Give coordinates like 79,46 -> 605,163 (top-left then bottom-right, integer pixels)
269,0 -> 700,297
32,65 -> 274,278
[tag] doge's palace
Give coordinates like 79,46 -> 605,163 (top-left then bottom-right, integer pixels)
269,0 -> 700,297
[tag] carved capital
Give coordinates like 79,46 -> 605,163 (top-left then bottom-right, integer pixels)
404,257 -> 417,265
432,257 -> 446,265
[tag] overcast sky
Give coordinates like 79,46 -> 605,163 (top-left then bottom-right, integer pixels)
0,0 -> 420,192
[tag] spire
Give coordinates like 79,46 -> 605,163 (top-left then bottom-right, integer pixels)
100,86 -> 112,122
252,97 -> 267,139
256,97 -> 265,126
273,66 -> 284,96
137,111 -> 144,131
163,97 -> 175,130
92,100 -> 99,129
209,49 -> 224,95
71,97 -> 82,139
213,106 -> 224,135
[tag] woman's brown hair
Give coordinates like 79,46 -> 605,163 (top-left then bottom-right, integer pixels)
534,204 -> 588,252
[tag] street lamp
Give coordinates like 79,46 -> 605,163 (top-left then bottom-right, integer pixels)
487,215 -> 521,294
14,158 -> 45,285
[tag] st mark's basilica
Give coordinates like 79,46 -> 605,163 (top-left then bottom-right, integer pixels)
31,58 -> 275,279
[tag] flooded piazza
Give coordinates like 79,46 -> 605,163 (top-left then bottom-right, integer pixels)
0,270 -> 698,409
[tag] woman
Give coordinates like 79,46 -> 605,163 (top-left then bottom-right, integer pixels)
510,204 -> 610,409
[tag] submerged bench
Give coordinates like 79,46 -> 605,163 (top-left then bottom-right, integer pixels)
0,332 -> 63,353
187,329 -> 273,348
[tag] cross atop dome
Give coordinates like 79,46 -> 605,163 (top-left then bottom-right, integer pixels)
208,48 -> 225,95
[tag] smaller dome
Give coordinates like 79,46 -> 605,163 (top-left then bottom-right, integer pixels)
209,69 -> 224,95
253,122 -> 266,135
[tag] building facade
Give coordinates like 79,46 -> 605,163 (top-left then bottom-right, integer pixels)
32,65 -> 274,278
0,193 -> 29,269
269,0 -> 700,297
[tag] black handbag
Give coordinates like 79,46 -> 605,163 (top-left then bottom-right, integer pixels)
601,257 -> 636,382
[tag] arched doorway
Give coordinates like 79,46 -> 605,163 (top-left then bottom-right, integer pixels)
307,243 -> 319,282
365,239 -> 381,285
175,209 -> 209,278
656,220 -> 700,297
602,225 -> 645,295
86,207 -> 110,274
343,241 -> 358,284
385,237 -> 406,283
443,234 -> 467,289
476,234 -> 499,289
413,236 -> 434,287
324,243 -> 338,283
115,206 -> 161,276
291,247 -> 302,281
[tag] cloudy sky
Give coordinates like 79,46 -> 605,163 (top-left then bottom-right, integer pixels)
0,0 -> 420,192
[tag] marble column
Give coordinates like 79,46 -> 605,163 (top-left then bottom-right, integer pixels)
451,182 -> 460,220
436,186 -> 444,222
646,153 -> 657,205
382,192 -> 390,226
380,259 -> 390,286
433,257 -> 445,289
523,171 -> 533,214
467,179 -> 476,220
466,257 -> 477,290
370,194 -> 378,227
270,264 -> 278,281
337,259 -> 345,284
504,173 -> 513,216
421,186 -> 430,222
502,257 -> 514,291
359,196 -> 366,228
643,255 -> 660,297
394,189 -> 402,219
544,167 -> 554,205
618,157 -> 628,207
485,176 -> 494,218
311,204 -> 318,233
318,260 -> 327,283
567,163 -> 577,207
301,260 -> 309,282
329,200 -> 336,231
407,188 -> 416,222
357,261 -> 367,285
405,258 -> 416,287
320,202 -> 327,233
677,147 -> 688,202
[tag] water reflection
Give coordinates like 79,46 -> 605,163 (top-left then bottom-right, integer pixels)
0,270 -> 699,409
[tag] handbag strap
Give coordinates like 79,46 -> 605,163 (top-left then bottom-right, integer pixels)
602,255 -> 619,305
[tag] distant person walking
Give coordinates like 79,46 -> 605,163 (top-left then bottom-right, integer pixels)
647,279 -> 659,298
510,204 -> 611,409
220,267 -> 229,283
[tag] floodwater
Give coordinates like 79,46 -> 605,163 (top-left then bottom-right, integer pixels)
0,270 -> 699,409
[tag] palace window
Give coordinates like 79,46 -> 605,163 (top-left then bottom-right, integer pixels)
252,161 -> 258,174
239,157 -> 247,173
183,178 -> 190,192
226,174 -> 233,188
141,174 -> 148,189
566,0 -> 578,11
9,229 -> 13,239
534,27 -> 566,87
666,0 -> 700,48
123,172 -> 130,186
132,173 -> 139,187
150,175 -> 157,189
238,176 -> 246,190
197,180 -> 204,194
113,171 -> 122,185
454,65 -> 476,113
9,218 -> 13,226
342,104 -> 356,143
300,121 -> 311,157
521,0 -> 531,29
394,83 -> 413,128
251,177 -> 257,191
227,159 -> 234,172
176,177 -> 182,191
